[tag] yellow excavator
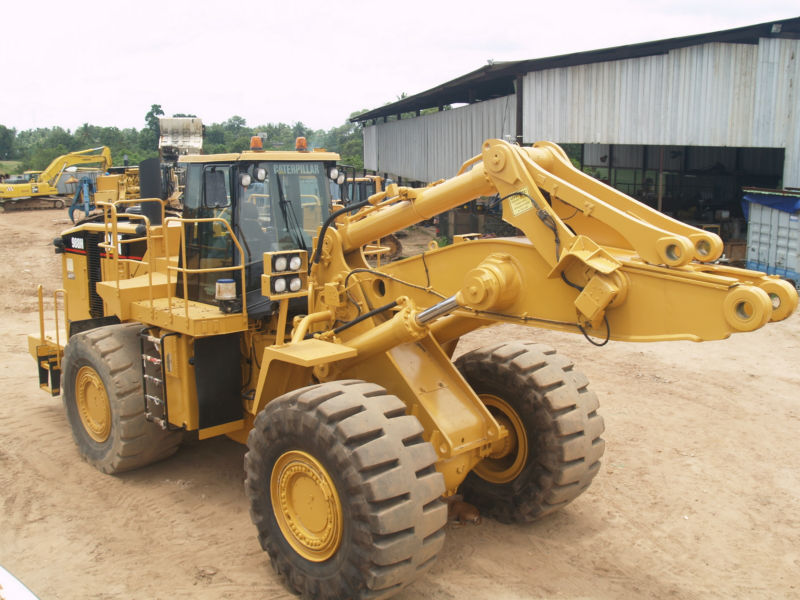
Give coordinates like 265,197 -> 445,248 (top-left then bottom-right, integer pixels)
28,137 -> 797,600
0,146 -> 112,212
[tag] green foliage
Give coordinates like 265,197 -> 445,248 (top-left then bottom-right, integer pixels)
145,104 -> 164,132
0,160 -> 22,175
140,104 -> 165,152
0,105 -> 367,174
560,143 -> 583,169
0,125 -> 16,160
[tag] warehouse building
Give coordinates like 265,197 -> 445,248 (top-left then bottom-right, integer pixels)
352,17 -> 800,250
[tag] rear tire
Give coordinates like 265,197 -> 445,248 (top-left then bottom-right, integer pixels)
455,342 -> 604,523
245,380 -> 446,600
61,322 -> 182,474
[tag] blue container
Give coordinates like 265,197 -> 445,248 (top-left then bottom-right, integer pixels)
744,189 -> 800,287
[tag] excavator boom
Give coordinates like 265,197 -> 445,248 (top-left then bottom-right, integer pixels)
0,146 -> 111,202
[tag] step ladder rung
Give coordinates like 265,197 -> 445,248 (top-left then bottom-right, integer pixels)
145,415 -> 169,430
145,394 -> 163,406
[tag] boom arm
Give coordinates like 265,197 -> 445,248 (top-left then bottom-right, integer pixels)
315,139 -> 797,343
39,146 -> 112,186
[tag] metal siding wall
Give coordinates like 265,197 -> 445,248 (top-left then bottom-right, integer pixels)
362,38 -> 799,185
362,126 -> 377,171
362,96 -> 515,182
754,38 -> 800,185
523,43 -> 760,146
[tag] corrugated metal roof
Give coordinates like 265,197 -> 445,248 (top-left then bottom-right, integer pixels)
351,16 -> 800,123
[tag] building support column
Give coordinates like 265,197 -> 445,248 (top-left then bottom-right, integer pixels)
515,75 -> 524,145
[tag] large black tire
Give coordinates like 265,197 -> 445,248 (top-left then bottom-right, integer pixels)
455,342 -> 605,523
61,322 -> 182,474
245,380 -> 446,600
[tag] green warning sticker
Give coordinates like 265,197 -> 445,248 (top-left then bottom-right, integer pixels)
509,188 -> 533,216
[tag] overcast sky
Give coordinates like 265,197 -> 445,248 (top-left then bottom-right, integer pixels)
1,0 -> 796,132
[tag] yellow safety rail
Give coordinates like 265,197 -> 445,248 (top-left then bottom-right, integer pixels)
164,216 -> 249,322
98,199 -> 164,320
96,201 -> 248,327
35,284 -> 68,372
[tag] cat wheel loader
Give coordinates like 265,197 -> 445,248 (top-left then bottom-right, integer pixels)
29,137 -> 798,599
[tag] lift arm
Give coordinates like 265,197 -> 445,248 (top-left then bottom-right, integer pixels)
316,139 -> 797,343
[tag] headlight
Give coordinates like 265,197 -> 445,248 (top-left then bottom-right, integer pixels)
273,256 -> 288,272
336,173 -> 345,185
288,255 -> 302,271
329,167 -> 339,181
272,277 -> 287,294
240,173 -> 252,187
289,276 -> 302,292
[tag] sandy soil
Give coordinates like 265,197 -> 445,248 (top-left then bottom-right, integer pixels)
1,209 -> 799,599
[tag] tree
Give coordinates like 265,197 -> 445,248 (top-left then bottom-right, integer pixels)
0,125 -> 16,160
141,104 -> 165,151
3,110 -> 370,172
224,116 -> 247,132
145,104 -> 164,132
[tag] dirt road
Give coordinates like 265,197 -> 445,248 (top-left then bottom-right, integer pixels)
1,210 -> 798,599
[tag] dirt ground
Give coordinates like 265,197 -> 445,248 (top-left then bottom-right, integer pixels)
1,209 -> 799,600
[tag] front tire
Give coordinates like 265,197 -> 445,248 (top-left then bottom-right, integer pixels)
455,342 -> 605,523
61,323 -> 182,474
245,380 -> 446,600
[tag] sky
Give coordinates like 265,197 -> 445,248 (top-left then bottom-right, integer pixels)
1,0 -> 797,133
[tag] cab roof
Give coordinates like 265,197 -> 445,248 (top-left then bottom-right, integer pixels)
179,149 -> 340,164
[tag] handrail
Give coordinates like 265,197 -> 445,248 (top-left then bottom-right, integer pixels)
37,284 -> 45,348
164,216 -> 248,322
53,289 -> 68,368
35,284 -> 68,367
97,199 -> 166,320
88,199 -> 248,327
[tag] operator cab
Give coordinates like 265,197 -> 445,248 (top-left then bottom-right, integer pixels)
178,143 -> 340,318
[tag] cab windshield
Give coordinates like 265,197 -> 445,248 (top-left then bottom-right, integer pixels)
180,160 -> 332,309
237,161 -> 331,263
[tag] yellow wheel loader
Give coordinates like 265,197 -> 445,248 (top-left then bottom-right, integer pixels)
29,137 -> 798,599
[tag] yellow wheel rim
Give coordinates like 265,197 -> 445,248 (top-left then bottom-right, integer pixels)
271,450 -> 343,562
75,365 -> 111,443
475,394 -> 528,484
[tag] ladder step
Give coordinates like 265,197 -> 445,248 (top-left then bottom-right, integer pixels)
141,334 -> 161,345
142,355 -> 162,365
145,394 -> 163,406
144,374 -> 163,385
145,415 -> 169,430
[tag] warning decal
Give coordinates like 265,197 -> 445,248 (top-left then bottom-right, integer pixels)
508,188 -> 533,216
